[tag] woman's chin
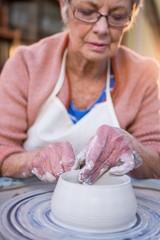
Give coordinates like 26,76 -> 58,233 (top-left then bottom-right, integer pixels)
82,47 -> 116,62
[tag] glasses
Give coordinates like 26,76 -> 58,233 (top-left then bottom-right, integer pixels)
71,6 -> 131,28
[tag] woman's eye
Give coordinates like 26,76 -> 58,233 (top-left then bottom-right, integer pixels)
111,14 -> 127,20
79,9 -> 96,16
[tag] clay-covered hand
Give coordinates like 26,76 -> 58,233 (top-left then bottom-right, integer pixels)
31,142 -> 75,182
73,125 -> 142,184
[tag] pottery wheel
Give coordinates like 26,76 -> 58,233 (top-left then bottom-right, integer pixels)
0,188 -> 160,240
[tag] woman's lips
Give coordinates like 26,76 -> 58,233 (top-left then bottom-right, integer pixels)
87,42 -> 109,52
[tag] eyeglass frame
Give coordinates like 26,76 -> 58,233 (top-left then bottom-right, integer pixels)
70,5 -> 132,28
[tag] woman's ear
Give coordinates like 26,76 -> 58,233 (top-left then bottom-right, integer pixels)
59,0 -> 69,24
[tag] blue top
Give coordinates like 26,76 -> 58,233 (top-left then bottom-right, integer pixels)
68,71 -> 115,124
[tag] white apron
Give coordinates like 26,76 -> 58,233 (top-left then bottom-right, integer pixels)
23,51 -> 120,154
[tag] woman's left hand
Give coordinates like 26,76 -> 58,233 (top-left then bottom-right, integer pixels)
31,142 -> 75,182
72,125 -> 142,184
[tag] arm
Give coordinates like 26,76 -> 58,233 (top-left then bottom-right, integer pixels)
1,142 -> 75,181
128,62 -> 160,179
0,48 -> 30,177
73,124 -> 160,184
1,152 -> 37,178
73,60 -> 160,183
129,140 -> 160,179
0,48 -> 75,180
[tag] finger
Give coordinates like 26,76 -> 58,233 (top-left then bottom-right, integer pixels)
78,135 -> 107,180
72,150 -> 87,170
39,144 -> 62,180
39,147 -> 56,180
74,125 -> 108,172
49,143 -> 65,178
32,168 -> 47,181
45,172 -> 56,182
132,150 -> 142,168
79,146 -> 128,184
32,152 -> 44,176
78,152 -> 114,184
85,129 -> 107,166
61,142 -> 76,172
78,144 -> 116,184
42,147 -> 53,175
79,164 -> 109,184
109,153 -> 135,175
32,167 -> 56,182
32,149 -> 55,181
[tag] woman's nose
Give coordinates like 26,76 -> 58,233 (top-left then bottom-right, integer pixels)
92,16 -> 110,35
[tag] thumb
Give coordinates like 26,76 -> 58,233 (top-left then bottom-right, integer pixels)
109,153 -> 135,175
72,149 -> 87,170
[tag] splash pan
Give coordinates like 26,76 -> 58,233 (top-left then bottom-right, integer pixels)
0,188 -> 160,239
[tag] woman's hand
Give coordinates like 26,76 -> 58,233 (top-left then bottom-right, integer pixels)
32,142 -> 75,182
73,125 -> 142,184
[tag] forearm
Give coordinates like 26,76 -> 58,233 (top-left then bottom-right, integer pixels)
1,141 -> 76,181
1,152 -> 37,178
130,139 -> 160,179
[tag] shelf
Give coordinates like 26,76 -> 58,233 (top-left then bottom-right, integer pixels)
0,27 -> 21,40
0,0 -> 62,70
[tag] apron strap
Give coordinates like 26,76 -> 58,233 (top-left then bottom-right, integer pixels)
106,58 -> 111,100
51,49 -> 68,97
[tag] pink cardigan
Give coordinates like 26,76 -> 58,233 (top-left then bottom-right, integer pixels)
0,31 -> 160,169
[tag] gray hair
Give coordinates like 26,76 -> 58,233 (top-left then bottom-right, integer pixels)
63,0 -> 143,7
61,0 -> 143,24
132,0 -> 143,7
131,0 -> 144,23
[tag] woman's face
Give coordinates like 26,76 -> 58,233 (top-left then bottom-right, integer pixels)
63,0 -> 132,62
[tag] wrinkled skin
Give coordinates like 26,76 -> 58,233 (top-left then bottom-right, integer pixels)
32,142 -> 75,182
73,125 -> 142,184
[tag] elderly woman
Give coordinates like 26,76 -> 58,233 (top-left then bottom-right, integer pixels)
0,0 -> 159,184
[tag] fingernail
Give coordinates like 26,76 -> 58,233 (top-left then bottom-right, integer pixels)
45,172 -> 56,182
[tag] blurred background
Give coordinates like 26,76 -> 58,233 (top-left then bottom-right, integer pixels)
0,0 -> 160,71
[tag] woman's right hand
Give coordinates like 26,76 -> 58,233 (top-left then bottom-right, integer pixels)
31,142 -> 76,182
73,125 -> 142,184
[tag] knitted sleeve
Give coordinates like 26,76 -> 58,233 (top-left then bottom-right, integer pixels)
127,60 -> 160,154
0,48 -> 29,170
